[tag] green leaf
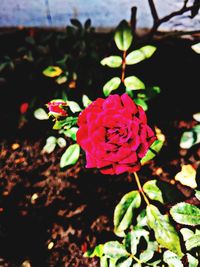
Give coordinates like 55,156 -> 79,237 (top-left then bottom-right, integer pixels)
141,140 -> 164,164
34,108 -> 49,120
57,137 -> 67,148
114,191 -> 141,237
139,248 -> 154,263
114,20 -> 133,51
143,180 -> 164,203
125,229 -> 149,255
180,228 -> 194,241
103,77 -> 121,96
84,244 -> 104,258
82,94 -> 92,108
170,202 -> 200,226
56,75 -> 67,85
195,190 -> 200,201
63,127 -> 78,141
138,86 -> 161,101
53,117 -> 78,130
124,76 -> 145,90
60,144 -> 80,168
193,112 -> 200,122
147,205 -> 183,257
134,98 -> 148,111
185,234 -> 200,251
140,251 -> 154,263
70,18 -> 82,29
191,42 -> 200,54
103,241 -> 128,259
42,136 -> 57,154
140,45 -> 157,58
101,56 -> 122,68
84,18 -> 91,29
116,257 -> 132,267
67,101 -> 82,113
180,125 -> 200,149
163,250 -> 183,267
43,66 -> 62,77
126,50 -> 145,65
126,46 -> 156,65
187,253 -> 199,267
136,209 -> 147,228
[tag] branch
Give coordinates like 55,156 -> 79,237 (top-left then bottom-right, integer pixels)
146,0 -> 200,40
131,6 -> 137,36
158,3 -> 200,25
148,0 -> 159,21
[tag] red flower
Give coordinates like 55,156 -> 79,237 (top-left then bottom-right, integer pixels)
77,94 -> 156,175
47,100 -> 67,117
20,102 -> 29,114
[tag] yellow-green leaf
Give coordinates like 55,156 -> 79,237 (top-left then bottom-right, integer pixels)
101,56 -> 122,68
114,20 -> 133,51
114,190 -> 141,237
170,202 -> 200,226
103,77 -> 121,96
143,180 -> 164,203
43,66 -> 62,77
124,76 -> 145,90
147,205 -> 183,257
60,144 -> 80,168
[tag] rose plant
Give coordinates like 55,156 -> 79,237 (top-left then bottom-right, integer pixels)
79,94 -> 200,267
35,19 -> 200,266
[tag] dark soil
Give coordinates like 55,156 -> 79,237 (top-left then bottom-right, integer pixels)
0,29 -> 200,266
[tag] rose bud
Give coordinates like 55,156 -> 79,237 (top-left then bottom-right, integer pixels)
47,99 -> 68,117
77,94 -> 156,175
20,102 -> 29,114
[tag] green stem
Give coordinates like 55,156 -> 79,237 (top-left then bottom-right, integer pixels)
133,172 -> 150,206
130,253 -> 142,264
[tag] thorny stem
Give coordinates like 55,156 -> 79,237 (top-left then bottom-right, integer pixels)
121,50 -> 127,83
133,172 -> 150,206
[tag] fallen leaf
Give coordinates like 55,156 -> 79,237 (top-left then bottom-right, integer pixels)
48,241 -> 54,250
31,193 -> 38,204
175,164 -> 197,189
12,143 -> 20,150
21,260 -> 31,267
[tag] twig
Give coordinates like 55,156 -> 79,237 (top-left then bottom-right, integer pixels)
146,0 -> 200,40
131,6 -> 137,36
148,0 -> 159,21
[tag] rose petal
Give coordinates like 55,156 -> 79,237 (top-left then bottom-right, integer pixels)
86,152 -> 97,168
119,152 -> 137,164
138,106 -> 147,124
103,94 -> 122,110
100,165 -> 116,175
121,93 -> 138,114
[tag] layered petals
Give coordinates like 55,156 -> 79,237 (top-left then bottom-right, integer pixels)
77,93 -> 156,175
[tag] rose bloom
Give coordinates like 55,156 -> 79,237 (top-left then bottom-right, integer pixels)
47,100 -> 67,117
77,94 -> 156,175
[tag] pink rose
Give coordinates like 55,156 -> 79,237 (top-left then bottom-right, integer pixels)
77,94 -> 156,175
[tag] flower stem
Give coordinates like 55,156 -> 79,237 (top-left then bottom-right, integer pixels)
121,50 -> 127,83
133,172 -> 150,206
130,253 -> 142,264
